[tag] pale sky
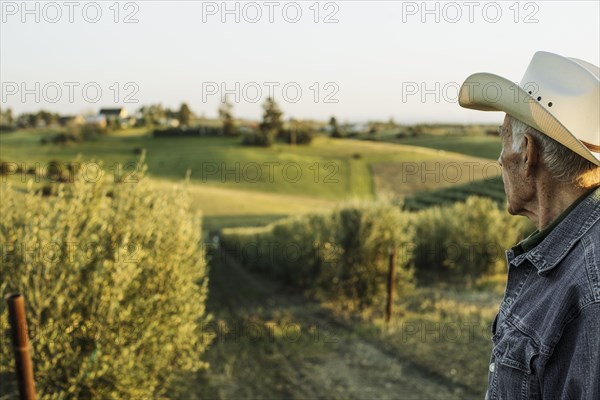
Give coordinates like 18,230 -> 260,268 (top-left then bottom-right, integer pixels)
1,0 -> 599,124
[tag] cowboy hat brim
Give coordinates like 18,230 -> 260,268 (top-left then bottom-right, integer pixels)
459,72 -> 600,166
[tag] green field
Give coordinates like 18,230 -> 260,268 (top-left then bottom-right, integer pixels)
404,176 -> 506,211
1,127 -> 510,397
1,129 -> 504,230
379,134 -> 505,210
386,135 -> 502,161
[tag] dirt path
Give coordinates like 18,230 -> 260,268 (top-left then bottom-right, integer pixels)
197,251 -> 477,400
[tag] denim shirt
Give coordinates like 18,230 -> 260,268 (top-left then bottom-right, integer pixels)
486,187 -> 600,400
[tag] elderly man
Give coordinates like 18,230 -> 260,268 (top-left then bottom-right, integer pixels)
459,51 -> 600,399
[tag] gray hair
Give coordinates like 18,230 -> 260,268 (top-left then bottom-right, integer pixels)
508,115 -> 599,186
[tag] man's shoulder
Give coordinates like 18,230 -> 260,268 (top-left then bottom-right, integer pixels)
506,216 -> 600,352
544,213 -> 600,309
523,186 -> 600,276
558,228 -> 600,308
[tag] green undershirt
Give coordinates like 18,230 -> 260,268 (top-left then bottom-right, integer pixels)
512,185 -> 600,256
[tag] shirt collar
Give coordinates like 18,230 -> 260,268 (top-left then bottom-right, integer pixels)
510,186 -> 600,276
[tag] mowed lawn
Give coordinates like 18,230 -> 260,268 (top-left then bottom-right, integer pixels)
1,129 -> 501,228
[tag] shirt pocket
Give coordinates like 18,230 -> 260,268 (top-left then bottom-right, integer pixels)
489,325 -> 541,400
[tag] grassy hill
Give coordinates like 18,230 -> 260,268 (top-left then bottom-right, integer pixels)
383,135 -> 502,161
374,133 -> 505,210
403,176 -> 505,211
1,128 -> 504,229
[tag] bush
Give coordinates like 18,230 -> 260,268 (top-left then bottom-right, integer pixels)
221,201 -> 415,312
80,123 -> 106,139
282,128 -> 313,145
221,197 -> 531,304
222,215 -> 333,289
0,125 -> 16,133
241,129 -> 274,147
153,126 -> 222,137
328,202 -> 414,310
411,196 -> 527,286
0,160 -> 18,175
51,132 -> 81,144
267,213 -> 337,287
0,162 -> 210,398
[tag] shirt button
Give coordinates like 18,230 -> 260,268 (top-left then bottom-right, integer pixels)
489,363 -> 495,373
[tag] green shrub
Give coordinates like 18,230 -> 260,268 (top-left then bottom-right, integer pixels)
221,197 -> 530,304
152,126 -> 222,137
269,213 -> 336,287
50,132 -> 82,145
221,202 -> 415,312
0,162 -> 210,399
411,196 -> 527,286
241,129 -> 274,147
220,215 -> 334,288
80,123 -> 107,139
0,160 -> 18,176
281,128 -> 313,145
328,202 -> 414,310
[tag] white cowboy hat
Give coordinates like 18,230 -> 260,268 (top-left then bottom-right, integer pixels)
459,51 -> 600,166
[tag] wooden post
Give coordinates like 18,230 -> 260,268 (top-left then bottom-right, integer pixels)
385,245 -> 396,323
6,293 -> 36,400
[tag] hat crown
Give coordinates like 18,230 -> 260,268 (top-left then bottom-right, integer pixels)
519,51 -> 599,150
459,51 -> 600,165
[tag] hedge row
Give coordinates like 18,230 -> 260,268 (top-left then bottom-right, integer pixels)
153,126 -> 223,137
221,201 -> 415,312
220,197 -> 529,310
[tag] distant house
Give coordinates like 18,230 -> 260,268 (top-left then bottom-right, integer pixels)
99,107 -> 129,128
165,118 -> 180,128
345,122 -> 370,134
58,115 -> 85,127
85,114 -> 107,129
237,122 -> 259,135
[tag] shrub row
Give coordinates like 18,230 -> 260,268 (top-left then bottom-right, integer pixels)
221,201 -> 415,312
281,128 -> 314,145
220,197 -> 529,309
153,126 -> 223,137
242,129 -> 274,147
411,196 -> 529,285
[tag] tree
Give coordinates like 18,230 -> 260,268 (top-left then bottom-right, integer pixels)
15,113 -> 35,128
35,110 -> 58,127
6,108 -> 13,125
259,97 -> 284,137
218,97 -> 236,136
242,129 -> 274,147
388,117 -> 396,128
138,104 -> 166,127
178,103 -> 193,127
329,116 -> 342,138
0,107 -> 13,126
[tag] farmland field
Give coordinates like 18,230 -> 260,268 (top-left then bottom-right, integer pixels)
384,135 -> 502,161
1,127 -> 510,398
1,129 -> 505,229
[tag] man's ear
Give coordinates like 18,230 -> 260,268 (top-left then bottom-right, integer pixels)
522,133 -> 539,177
